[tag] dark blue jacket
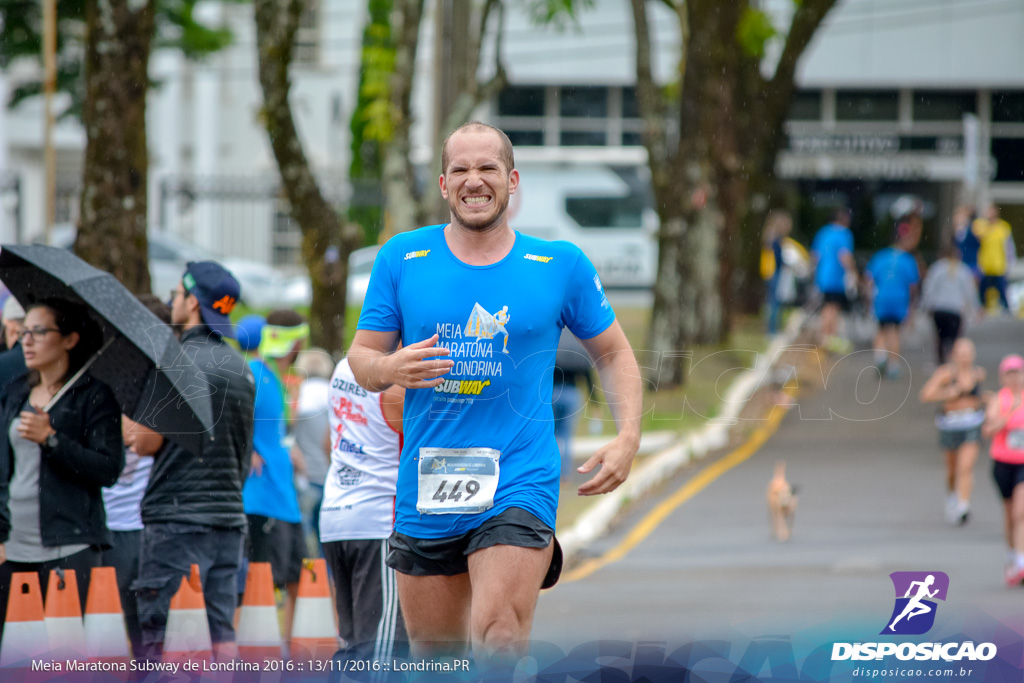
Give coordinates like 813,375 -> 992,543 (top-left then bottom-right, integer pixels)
0,344 -> 25,390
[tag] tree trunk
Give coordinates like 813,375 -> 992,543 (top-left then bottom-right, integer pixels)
76,0 -> 154,294
380,0 -> 425,241
254,0 -> 361,355
730,0 -> 839,314
635,0 -> 839,386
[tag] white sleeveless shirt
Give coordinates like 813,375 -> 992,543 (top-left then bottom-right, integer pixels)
319,358 -> 402,541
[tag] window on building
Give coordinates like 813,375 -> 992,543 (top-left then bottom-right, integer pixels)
493,85 -> 642,148
559,86 -> 608,118
788,90 -> 822,121
622,131 -> 643,147
992,91 -> 1024,123
560,131 -> 607,147
913,91 -> 976,121
505,130 -> 545,146
992,138 -> 1024,182
622,87 -> 640,120
565,195 -> 644,229
293,0 -> 321,67
497,86 -> 546,117
835,90 -> 899,122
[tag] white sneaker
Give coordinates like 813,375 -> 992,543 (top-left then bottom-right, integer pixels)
955,501 -> 970,526
944,494 -> 958,524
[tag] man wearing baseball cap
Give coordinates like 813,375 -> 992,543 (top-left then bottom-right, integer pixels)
134,261 -> 256,661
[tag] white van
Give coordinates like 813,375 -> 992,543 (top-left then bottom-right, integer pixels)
509,160 -> 657,292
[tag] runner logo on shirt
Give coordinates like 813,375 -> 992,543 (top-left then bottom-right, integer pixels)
464,302 -> 510,354
335,464 -> 363,487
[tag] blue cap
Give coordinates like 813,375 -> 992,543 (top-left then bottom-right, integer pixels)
235,314 -> 265,352
182,261 -> 240,338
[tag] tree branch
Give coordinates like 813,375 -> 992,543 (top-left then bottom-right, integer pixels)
630,0 -> 670,198
767,0 -> 836,110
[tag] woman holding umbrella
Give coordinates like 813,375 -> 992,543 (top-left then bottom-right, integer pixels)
0,298 -> 124,631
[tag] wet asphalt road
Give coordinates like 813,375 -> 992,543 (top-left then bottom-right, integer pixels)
532,315 -> 1024,649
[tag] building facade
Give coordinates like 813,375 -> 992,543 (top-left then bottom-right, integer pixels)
1,0 -> 1022,266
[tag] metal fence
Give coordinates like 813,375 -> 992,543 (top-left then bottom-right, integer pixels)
158,172 -> 379,268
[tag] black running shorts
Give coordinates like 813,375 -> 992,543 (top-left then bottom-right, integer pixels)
386,506 -> 563,589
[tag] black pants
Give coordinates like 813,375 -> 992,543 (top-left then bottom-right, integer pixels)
100,529 -> 143,657
323,538 -> 407,664
932,311 -> 962,365
0,546 -> 101,646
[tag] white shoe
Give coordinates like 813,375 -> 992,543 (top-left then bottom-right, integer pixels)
955,501 -> 970,526
944,494 -> 958,524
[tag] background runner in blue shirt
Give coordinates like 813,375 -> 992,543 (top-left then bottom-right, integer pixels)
866,217 -> 922,378
811,207 -> 856,352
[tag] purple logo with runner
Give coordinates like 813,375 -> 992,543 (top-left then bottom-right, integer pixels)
881,571 -> 949,635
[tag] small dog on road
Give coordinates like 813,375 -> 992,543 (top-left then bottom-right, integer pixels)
767,461 -> 798,541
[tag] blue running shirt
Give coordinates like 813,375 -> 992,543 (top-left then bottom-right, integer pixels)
358,225 -> 616,538
243,358 -> 302,523
811,224 -> 854,294
866,247 -> 920,321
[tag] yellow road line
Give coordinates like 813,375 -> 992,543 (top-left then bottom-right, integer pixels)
561,405 -> 791,584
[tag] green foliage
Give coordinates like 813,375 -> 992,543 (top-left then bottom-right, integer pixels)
736,6 -> 777,59
0,0 -> 236,116
525,0 -> 592,30
347,0 -> 395,246
155,0 -> 238,59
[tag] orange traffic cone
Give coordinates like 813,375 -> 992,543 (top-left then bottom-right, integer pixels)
162,564 -> 212,667
0,572 -> 49,670
289,559 -> 338,662
84,566 -> 131,669
237,562 -> 283,663
43,568 -> 86,661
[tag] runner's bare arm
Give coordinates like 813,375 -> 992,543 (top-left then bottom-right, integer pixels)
918,366 -> 953,403
122,417 -> 165,457
982,392 -> 1012,439
348,330 -> 453,392
381,384 -> 406,433
576,320 -> 642,496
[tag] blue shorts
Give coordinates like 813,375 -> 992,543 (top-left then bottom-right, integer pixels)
875,307 -> 907,326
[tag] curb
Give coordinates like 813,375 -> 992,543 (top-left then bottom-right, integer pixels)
558,310 -> 807,564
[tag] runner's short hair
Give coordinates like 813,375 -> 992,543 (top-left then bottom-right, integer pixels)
265,309 -> 305,328
440,121 -> 515,175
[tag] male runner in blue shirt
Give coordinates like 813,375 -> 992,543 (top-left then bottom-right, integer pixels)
811,207 -> 856,353
348,122 -> 642,668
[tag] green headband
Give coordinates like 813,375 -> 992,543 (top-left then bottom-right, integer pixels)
259,323 -> 310,358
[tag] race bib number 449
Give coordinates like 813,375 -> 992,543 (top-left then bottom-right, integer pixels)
417,448 -> 500,515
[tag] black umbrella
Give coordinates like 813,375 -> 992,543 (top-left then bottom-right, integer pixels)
0,244 -> 214,455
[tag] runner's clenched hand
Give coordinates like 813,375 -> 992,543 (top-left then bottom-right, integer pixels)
379,334 -> 453,389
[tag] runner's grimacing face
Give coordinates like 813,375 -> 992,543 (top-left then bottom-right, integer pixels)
440,130 -> 518,232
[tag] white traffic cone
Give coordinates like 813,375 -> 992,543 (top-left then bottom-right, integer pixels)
162,564 -> 212,667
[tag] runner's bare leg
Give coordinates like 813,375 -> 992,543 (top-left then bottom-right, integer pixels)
468,543 -> 553,667
396,573 -> 472,658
